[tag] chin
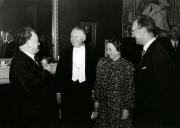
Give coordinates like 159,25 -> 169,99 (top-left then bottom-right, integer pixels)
109,56 -> 114,60
35,49 -> 39,54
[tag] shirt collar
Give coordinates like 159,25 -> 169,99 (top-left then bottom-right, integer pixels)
21,50 -> 35,61
143,37 -> 156,52
73,45 -> 85,51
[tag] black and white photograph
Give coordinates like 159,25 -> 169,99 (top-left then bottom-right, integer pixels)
1,0 -> 180,128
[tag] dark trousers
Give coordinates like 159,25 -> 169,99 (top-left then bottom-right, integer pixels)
135,104 -> 164,128
60,81 -> 93,127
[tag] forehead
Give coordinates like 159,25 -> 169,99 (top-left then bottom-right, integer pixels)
132,20 -> 139,29
30,31 -> 38,40
107,43 -> 115,49
71,29 -> 82,36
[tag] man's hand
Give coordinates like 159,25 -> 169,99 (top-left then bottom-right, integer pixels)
43,64 -> 52,73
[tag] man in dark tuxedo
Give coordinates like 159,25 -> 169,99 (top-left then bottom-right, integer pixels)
54,26 -> 98,127
9,27 -> 57,127
132,15 -> 175,127
159,25 -> 180,65
4,31 -> 18,58
169,25 -> 180,66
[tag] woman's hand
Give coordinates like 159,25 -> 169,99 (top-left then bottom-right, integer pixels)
94,101 -> 99,111
91,111 -> 98,119
121,109 -> 129,120
91,101 -> 99,119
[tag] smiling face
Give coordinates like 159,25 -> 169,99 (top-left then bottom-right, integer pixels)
106,43 -> 120,61
131,20 -> 144,45
70,29 -> 86,48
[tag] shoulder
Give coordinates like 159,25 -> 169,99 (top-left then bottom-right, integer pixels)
61,46 -> 73,54
59,47 -> 73,59
153,40 -> 169,56
120,58 -> 134,70
97,57 -> 108,65
11,51 -> 30,69
150,40 -> 172,64
85,46 -> 97,54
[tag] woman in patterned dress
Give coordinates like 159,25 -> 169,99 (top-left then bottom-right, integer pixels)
93,39 -> 135,128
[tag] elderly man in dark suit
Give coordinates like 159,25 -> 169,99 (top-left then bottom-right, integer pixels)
54,26 -> 98,127
9,27 -> 57,127
132,15 -> 175,128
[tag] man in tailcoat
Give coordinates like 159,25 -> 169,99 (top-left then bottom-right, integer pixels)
54,26 -> 98,127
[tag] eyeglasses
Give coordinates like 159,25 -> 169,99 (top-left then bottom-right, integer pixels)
131,28 -> 141,33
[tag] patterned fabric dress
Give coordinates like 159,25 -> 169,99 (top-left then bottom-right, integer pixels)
94,57 -> 134,128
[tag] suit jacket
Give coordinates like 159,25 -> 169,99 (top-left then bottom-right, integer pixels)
135,38 -> 175,107
159,37 -> 180,65
9,50 -> 57,126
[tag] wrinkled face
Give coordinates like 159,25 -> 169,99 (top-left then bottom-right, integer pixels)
106,43 -> 119,61
131,20 -> 143,45
27,32 -> 40,55
70,29 -> 85,48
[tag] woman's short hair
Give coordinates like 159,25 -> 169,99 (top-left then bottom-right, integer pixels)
108,38 -> 123,52
17,27 -> 35,46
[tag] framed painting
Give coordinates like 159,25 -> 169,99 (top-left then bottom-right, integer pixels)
122,0 -> 136,37
122,0 -> 180,36
135,0 -> 173,31
174,0 -> 180,25
80,21 -> 97,47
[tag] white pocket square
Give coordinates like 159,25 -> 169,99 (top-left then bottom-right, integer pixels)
141,66 -> 147,69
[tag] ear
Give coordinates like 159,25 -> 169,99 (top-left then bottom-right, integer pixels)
141,27 -> 147,35
141,27 -> 146,32
26,39 -> 32,48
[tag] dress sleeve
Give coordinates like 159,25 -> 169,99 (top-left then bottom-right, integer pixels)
94,58 -> 103,101
121,64 -> 135,109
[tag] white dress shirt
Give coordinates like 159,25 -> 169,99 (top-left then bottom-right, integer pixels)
171,40 -> 179,48
72,45 -> 86,83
